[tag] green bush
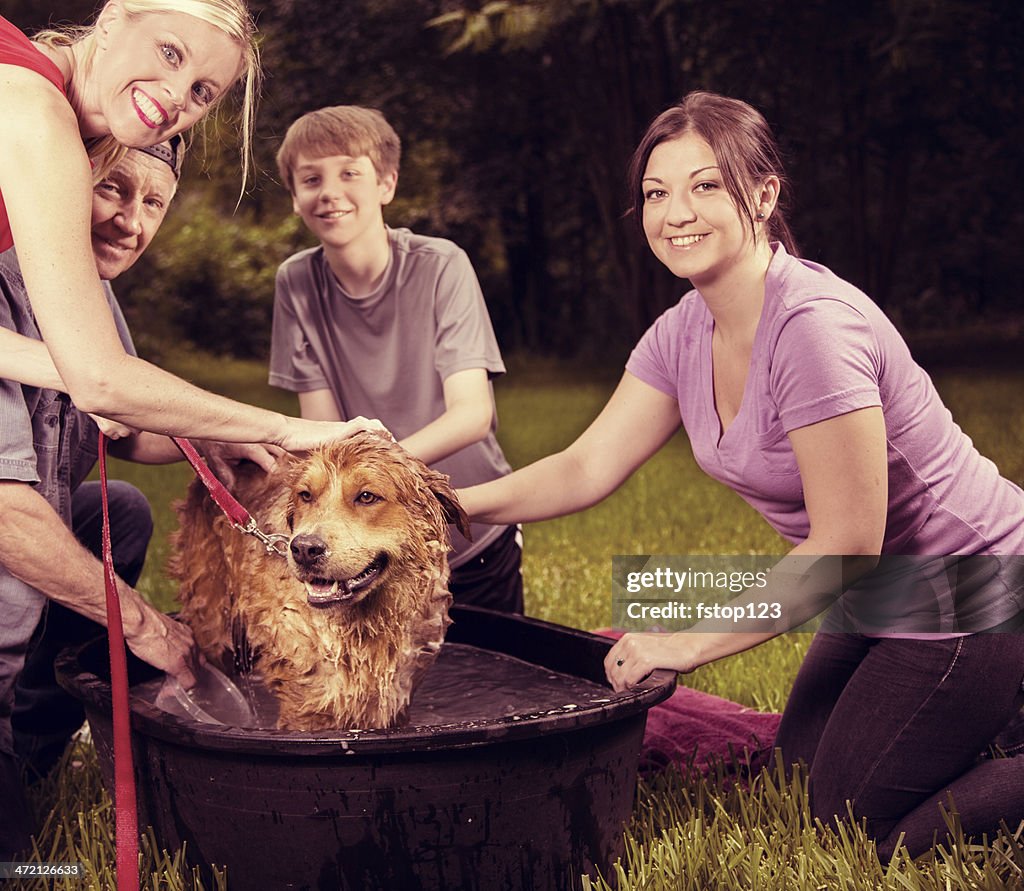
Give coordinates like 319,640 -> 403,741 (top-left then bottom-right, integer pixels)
118,199 -> 314,360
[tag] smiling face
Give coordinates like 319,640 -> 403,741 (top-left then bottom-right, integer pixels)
279,435 -> 468,613
641,131 -> 765,288
90,149 -> 176,279
284,445 -> 417,609
86,4 -> 243,145
289,153 -> 397,256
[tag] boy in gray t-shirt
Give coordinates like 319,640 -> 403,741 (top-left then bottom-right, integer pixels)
269,106 -> 522,612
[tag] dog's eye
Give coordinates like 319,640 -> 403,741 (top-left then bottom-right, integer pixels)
297,490 -> 313,503
355,491 -> 380,505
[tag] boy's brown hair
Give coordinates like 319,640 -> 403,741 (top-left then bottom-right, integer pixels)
276,106 -> 402,193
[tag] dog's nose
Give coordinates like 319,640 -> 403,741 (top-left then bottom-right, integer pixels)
290,534 -> 328,567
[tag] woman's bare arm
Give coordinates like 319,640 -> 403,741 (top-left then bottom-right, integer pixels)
605,406 -> 888,689
0,66 -> 382,451
458,372 -> 683,525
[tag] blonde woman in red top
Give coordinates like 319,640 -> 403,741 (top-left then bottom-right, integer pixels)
0,2 -> 382,451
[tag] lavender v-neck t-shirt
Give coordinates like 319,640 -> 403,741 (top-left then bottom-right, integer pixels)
626,244 -> 1024,559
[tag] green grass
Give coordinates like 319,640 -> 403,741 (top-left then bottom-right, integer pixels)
585,756 -> 1024,891
29,352 -> 1024,889
23,743 -> 226,891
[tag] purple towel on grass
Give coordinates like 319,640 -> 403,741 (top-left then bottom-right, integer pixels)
638,684 -> 781,773
594,629 -> 782,773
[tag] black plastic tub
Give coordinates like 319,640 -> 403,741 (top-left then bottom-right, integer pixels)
56,605 -> 675,890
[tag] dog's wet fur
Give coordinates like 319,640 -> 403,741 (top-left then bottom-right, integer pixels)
169,432 -> 470,731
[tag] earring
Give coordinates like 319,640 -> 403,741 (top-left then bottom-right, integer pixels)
755,211 -> 766,221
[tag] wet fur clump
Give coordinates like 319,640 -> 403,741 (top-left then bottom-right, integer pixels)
167,432 -> 470,731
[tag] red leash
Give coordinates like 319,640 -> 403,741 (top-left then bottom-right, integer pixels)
98,432 -> 139,891
98,436 -> 286,889
171,437 -> 288,556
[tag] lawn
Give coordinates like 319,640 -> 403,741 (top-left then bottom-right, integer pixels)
21,352 -> 1024,889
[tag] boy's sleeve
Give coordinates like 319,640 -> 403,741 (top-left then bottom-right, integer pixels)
268,265 -> 330,393
432,249 -> 505,381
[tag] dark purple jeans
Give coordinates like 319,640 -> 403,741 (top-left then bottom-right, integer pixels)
775,631 -> 1024,858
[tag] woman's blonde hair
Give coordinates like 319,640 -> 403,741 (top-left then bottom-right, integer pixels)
34,0 -> 261,190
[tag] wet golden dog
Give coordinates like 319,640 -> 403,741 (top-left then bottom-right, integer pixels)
168,432 -> 470,731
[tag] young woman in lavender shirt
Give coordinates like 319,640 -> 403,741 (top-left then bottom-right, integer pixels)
459,91 -> 1024,858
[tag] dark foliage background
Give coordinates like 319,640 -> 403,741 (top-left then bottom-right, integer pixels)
11,0 -> 1024,362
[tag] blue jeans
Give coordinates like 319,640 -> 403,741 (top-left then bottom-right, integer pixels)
12,481 -> 153,778
775,631 -> 1024,858
0,480 -> 151,858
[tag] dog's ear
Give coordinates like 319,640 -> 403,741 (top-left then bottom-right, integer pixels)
425,471 -> 473,541
440,491 -> 472,542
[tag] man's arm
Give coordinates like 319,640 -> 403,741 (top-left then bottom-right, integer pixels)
0,481 -> 198,686
0,328 -> 64,390
106,434 -> 284,487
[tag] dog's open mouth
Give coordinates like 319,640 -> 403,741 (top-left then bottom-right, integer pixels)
303,555 -> 388,606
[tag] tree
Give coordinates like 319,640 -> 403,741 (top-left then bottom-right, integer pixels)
26,0 -> 1024,358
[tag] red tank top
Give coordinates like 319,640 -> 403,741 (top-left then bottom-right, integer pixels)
0,16 -> 68,252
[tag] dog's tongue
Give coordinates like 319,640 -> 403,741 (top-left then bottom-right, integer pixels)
311,581 -> 337,595
305,579 -> 342,603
